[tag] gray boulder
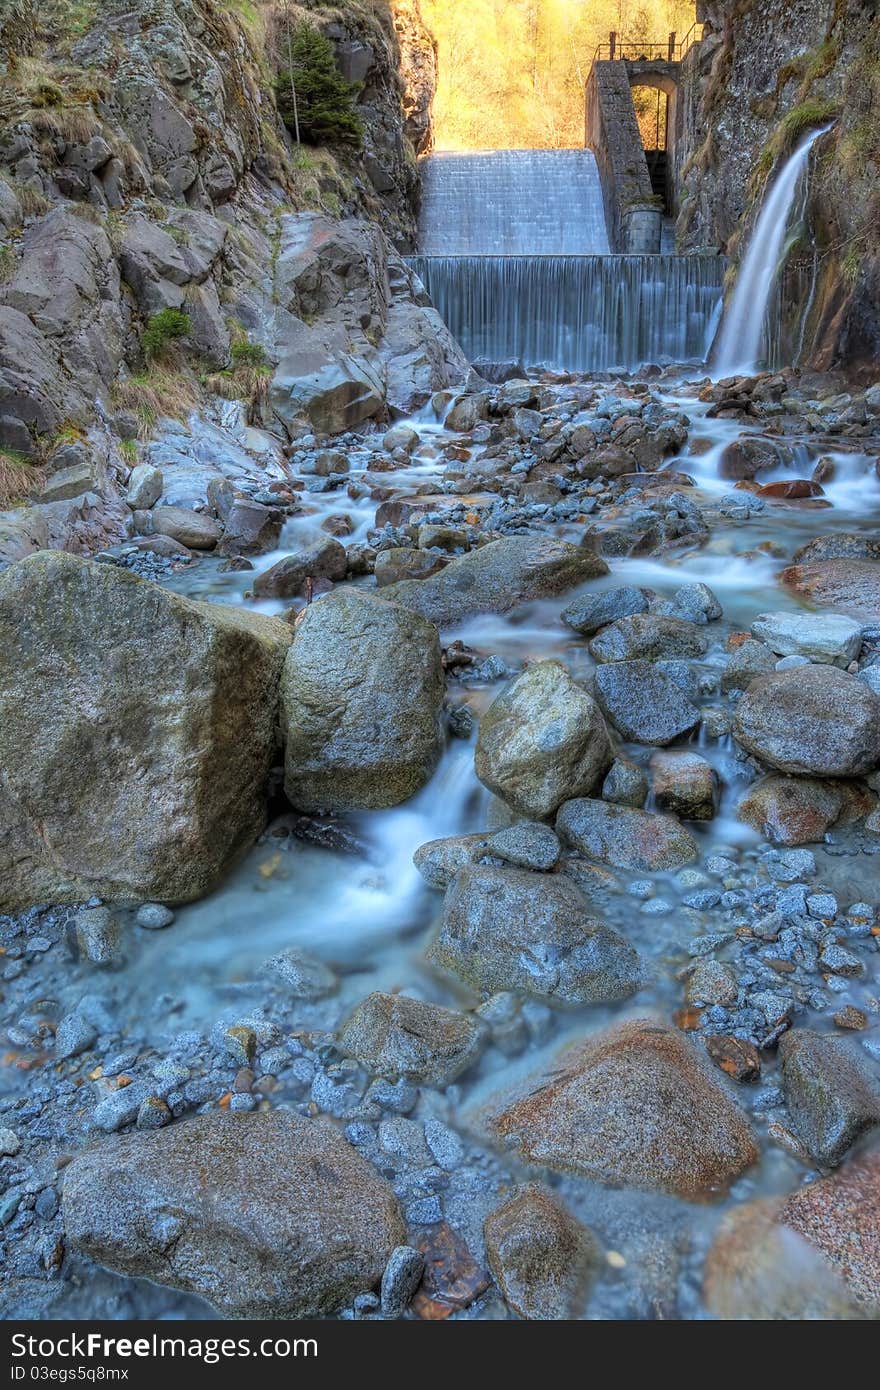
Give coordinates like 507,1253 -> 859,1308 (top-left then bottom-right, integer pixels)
380,536 -> 608,626
750,611 -> 863,666
281,589 -> 443,812
62,1110 -> 404,1318
475,662 -> 612,818
151,505 -> 221,550
338,992 -> 486,1086
253,538 -> 347,598
734,666 -> 880,777
428,864 -> 641,1005
0,553 -> 291,909
589,614 -> 710,663
778,1029 -> 880,1168
556,798 -> 698,871
413,833 -> 492,889
485,821 -> 561,871
126,464 -> 163,510
593,661 -> 700,745
720,638 -> 776,693
560,585 -> 648,635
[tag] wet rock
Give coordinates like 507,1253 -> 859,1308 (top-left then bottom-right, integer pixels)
792,533 -> 880,564
0,553 -> 291,908
62,1110 -> 404,1318
750,611 -> 863,666
151,506 -> 221,550
485,1019 -> 758,1198
217,500 -> 283,557
780,559 -> 880,621
135,903 -> 175,930
560,585 -> 648,636
588,614 -> 709,663
703,1199 -> 866,1320
718,437 -> 786,480
281,589 -> 444,812
55,1011 -> 98,1061
374,546 -> 446,586
601,758 -> 648,808
781,1149 -> 880,1310
556,798 -> 698,872
263,946 -> 338,1000
485,821 -> 561,871
381,1246 -> 425,1318
429,864 -> 641,1006
383,425 -> 420,454
686,959 -> 738,1007
668,582 -> 723,624
720,637 -> 776,693
338,992 -> 486,1086
594,661 -> 700,746
380,535 -> 608,626
252,538 -> 347,598
736,775 -> 867,846
704,1035 -> 762,1084
484,1185 -> 600,1320
73,906 -> 123,967
413,833 -> 491,889
650,751 -> 717,820
778,1030 -> 880,1168
733,666 -> 880,777
475,662 -> 612,818
126,464 -> 163,510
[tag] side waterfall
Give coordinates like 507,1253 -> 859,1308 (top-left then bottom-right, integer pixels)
713,124 -> 832,375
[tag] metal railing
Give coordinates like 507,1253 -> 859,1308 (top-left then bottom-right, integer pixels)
592,23 -> 703,65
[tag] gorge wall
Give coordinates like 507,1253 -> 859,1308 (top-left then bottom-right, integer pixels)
675,0 -> 880,370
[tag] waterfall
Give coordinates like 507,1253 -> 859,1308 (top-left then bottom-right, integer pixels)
713,124 -> 832,375
408,254 -> 726,373
419,150 -> 611,255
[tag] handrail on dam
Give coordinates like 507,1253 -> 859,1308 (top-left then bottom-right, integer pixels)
592,22 -> 703,65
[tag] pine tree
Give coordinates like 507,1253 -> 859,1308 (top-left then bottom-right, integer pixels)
276,22 -> 363,148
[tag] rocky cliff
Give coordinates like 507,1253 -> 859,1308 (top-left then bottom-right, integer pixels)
0,0 -> 455,567
675,0 -> 880,370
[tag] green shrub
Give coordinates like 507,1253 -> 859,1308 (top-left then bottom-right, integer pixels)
230,338 -> 271,370
275,23 -> 363,148
141,307 -> 192,359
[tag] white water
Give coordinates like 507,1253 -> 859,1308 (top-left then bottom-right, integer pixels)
418,149 -> 611,255
713,124 -> 832,375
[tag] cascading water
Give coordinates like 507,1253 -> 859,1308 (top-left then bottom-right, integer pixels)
414,150 -> 724,372
713,124 -> 832,375
409,253 -> 726,372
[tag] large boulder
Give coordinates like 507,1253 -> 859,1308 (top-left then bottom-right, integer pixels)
475,662 -> 612,818
593,661 -> 701,745
484,1186 -> 600,1320
338,992 -> 486,1086
556,798 -> 698,871
0,553 -> 291,909
483,1019 -> 758,1198
780,559 -> 880,620
733,666 -> 880,777
281,589 -> 444,812
778,1029 -> 880,1168
379,536 -> 608,626
62,1111 -> 404,1319
750,611 -> 863,666
428,864 -> 641,1005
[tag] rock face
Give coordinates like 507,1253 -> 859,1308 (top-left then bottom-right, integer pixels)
780,1150 -> 880,1311
281,589 -> 443,812
475,662 -> 612,818
62,1110 -> 404,1319
593,661 -> 701,745
778,1029 -> 880,1168
484,1186 -> 599,1320
733,666 -> 880,777
486,1019 -> 758,1198
556,798 -> 699,871
0,553 -> 290,909
338,992 -> 486,1086
380,536 -> 609,625
428,864 -> 641,1006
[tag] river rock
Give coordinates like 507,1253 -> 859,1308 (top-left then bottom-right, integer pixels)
485,1019 -> 758,1198
281,589 -> 443,812
792,533 -> 880,564
413,833 -> 491,889
686,959 -> 738,1007
780,559 -> 880,621
703,1199 -> 866,1320
62,1110 -> 404,1318
217,500 -> 283,557
379,535 -> 608,626
737,775 -> 869,846
778,1029 -> 880,1168
556,798 -> 698,871
750,611 -> 863,665
252,538 -> 347,598
151,505 -> 221,550
588,614 -> 709,663
428,864 -> 641,1006
601,758 -> 648,808
593,661 -> 700,745
733,666 -> 880,777
374,546 -> 446,586
780,1149 -> 880,1310
650,751 -> 717,820
720,637 -> 776,692
560,585 -> 648,635
485,821 -> 561,871
338,992 -> 486,1086
475,662 -> 612,818
0,552 -> 291,909
483,1186 -> 600,1320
